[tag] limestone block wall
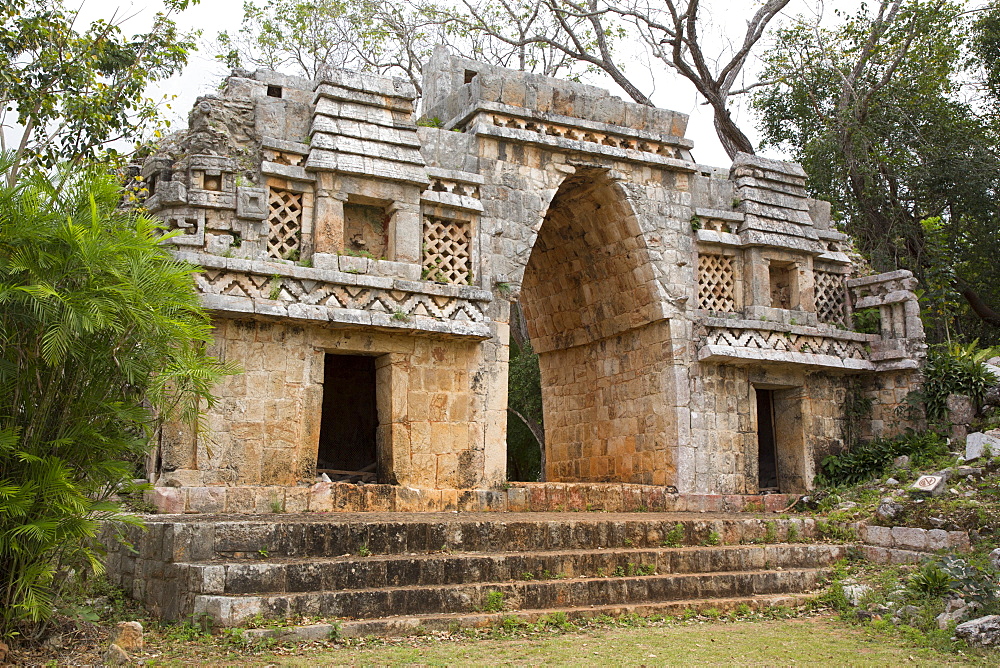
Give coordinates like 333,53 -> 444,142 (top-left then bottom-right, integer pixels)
687,362 -> 878,494
155,318 -> 506,490
541,321 -> 677,484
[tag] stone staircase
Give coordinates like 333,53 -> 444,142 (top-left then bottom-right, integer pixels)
106,512 -> 846,635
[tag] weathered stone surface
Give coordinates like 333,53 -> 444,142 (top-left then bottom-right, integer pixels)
966,431 -> 1000,461
876,498 -> 902,520
112,621 -> 144,651
103,644 -> 130,666
956,615 -> 1000,647
842,583 -> 872,606
947,393 -> 976,425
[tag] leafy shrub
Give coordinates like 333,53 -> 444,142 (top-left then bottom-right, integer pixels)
482,590 -> 506,612
852,307 -> 882,334
918,342 -> 999,421
0,163 -> 231,639
816,431 -> 948,486
907,562 -> 954,597
938,555 -> 1000,604
661,522 -> 685,547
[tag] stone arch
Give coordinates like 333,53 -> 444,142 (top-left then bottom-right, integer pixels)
521,168 -> 678,485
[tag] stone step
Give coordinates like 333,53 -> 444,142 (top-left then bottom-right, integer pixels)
180,544 -> 846,596
242,593 -> 816,641
132,512 -> 825,562
192,567 -> 829,626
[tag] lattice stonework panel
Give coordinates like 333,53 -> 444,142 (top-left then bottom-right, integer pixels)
422,216 -> 472,284
815,271 -> 847,326
267,187 -> 303,259
698,253 -> 736,312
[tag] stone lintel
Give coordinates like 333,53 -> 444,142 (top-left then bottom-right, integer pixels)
694,207 -> 744,222
472,123 -> 698,173
305,150 -> 430,187
699,317 -> 880,343
695,229 -> 742,247
731,152 -> 808,179
426,166 -> 486,185
261,136 -> 311,155
261,161 -> 311,182
698,345 -> 874,372
421,190 -> 484,213
452,100 -> 695,148
201,296 -> 493,340
846,269 -> 914,288
314,82 -> 415,114
815,251 -> 851,265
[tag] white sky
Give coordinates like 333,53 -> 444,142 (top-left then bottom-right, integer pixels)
73,0 -> 833,168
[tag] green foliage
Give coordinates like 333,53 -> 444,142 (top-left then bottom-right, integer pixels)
754,1 -> 1000,344
908,562 -> 954,598
660,522 -> 685,548
506,310 -> 543,482
937,554 -> 1000,604
482,590 -> 506,613
703,530 -> 721,546
817,431 -> 948,487
762,521 -> 778,544
0,0 -> 199,179
917,342 -> 999,421
0,160 -> 232,639
851,308 -> 881,335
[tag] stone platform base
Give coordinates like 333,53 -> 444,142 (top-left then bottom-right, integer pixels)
105,511 -> 841,625
145,482 -> 800,515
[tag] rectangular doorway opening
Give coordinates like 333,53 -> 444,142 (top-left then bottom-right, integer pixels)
756,389 -> 780,491
318,354 -> 379,482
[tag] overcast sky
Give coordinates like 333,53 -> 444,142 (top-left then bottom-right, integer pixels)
77,0 -> 831,167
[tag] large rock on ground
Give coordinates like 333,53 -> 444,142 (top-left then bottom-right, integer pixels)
956,615 -> 1000,647
966,431 -> 1000,461
113,621 -> 144,651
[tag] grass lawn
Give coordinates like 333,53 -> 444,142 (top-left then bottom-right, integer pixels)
136,615 -> 990,666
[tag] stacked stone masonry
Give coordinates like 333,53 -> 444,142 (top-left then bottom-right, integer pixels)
142,46 -> 926,503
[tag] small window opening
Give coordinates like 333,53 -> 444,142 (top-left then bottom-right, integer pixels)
769,262 -> 793,309
343,202 -> 390,259
756,389 -> 779,491
267,84 -> 283,98
147,174 -> 157,196
464,69 -> 478,84
317,354 -> 379,482
203,174 -> 222,191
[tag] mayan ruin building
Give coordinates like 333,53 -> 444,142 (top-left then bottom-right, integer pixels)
136,46 -> 927,514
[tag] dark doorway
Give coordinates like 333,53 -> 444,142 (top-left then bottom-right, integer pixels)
756,389 -> 780,491
317,354 -> 378,481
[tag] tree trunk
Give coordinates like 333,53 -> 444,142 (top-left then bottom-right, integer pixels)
960,287 -> 1000,329
508,407 -> 546,481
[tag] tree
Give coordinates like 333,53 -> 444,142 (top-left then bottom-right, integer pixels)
0,158 -> 232,639
0,0 -> 200,183
449,0 -> 791,158
753,0 -> 1000,342
215,0 -> 594,96
507,305 -> 544,481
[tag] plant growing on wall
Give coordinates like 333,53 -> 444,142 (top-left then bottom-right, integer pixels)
0,158 -> 233,639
